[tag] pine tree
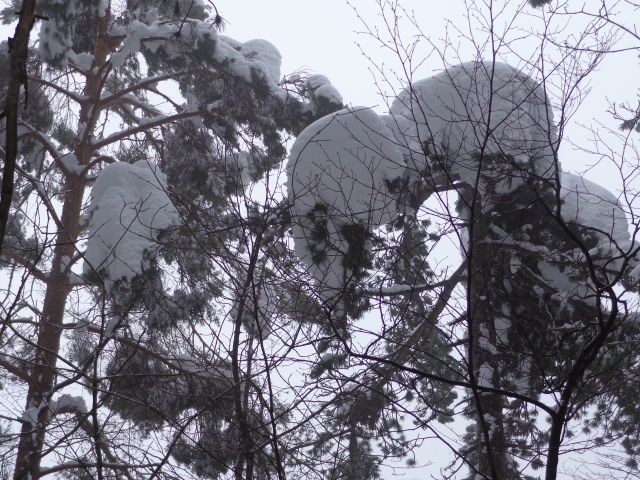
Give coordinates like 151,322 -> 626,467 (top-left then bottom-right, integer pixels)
286,53 -> 640,479
0,1 -> 343,478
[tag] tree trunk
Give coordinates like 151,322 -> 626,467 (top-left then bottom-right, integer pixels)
464,164 -> 560,480
467,205 -> 514,480
0,0 -> 37,253
12,174 -> 85,480
12,13 -> 111,479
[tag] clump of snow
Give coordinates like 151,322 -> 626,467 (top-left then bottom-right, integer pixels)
66,51 -> 94,71
288,107 -> 404,299
380,114 -> 425,174
559,172 -> 631,253
537,260 -> 592,307
307,74 -> 343,106
494,315 -> 511,344
288,107 -> 404,225
59,153 -> 84,175
110,19 -> 176,67
477,363 -> 494,388
477,324 -> 498,355
204,33 -> 283,94
50,394 -> 87,415
127,21 -> 287,96
391,61 -> 557,189
98,0 -> 108,16
84,160 -> 180,290
536,172 -> 635,303
38,0 -> 107,65
21,402 -> 44,427
239,39 -> 282,84
39,18 -> 72,63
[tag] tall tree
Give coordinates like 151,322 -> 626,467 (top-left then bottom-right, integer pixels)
285,2 -> 640,479
0,1 -> 343,478
0,0 -> 38,253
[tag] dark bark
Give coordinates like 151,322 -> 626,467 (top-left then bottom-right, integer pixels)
467,196 -> 512,480
463,155 -> 561,480
0,0 -> 38,254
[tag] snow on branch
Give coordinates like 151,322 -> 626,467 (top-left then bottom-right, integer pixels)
560,172 -> 631,253
110,15 -> 286,95
49,394 -> 88,416
287,107 -> 404,301
91,110 -> 204,150
559,172 -> 640,282
391,61 -> 558,191
83,160 -> 180,290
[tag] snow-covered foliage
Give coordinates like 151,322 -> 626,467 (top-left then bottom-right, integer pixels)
288,107 -> 404,225
530,172 -> 638,306
304,74 -> 344,114
287,62 -> 562,306
108,13 -> 290,99
560,172 -> 632,257
50,394 -> 88,415
391,61 -> 557,190
83,160 -> 180,289
287,107 -> 404,301
38,0 -> 108,65
239,39 -> 282,84
102,342 -> 266,479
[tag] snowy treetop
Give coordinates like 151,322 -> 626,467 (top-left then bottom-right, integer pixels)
287,61 -> 638,314
391,61 -> 558,189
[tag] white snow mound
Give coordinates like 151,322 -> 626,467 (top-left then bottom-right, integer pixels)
84,160 -> 180,289
539,172 -> 635,304
391,61 -> 557,188
288,107 -> 404,226
240,39 -> 282,84
307,74 -> 343,106
287,107 -> 405,298
560,172 -> 631,253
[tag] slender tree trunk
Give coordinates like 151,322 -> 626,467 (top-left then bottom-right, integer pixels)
233,231 -> 264,480
468,209 -> 513,480
12,13 -> 111,479
0,0 -> 38,253
465,168 -> 559,480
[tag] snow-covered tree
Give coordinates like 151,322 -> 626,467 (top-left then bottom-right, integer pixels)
0,1 -> 344,479
285,2 -> 640,480
2,0 -> 640,479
